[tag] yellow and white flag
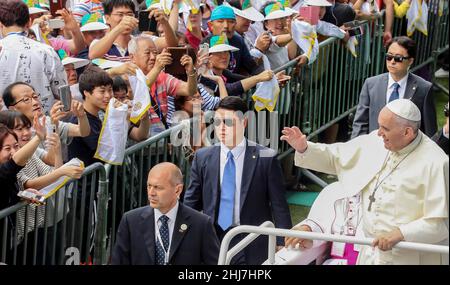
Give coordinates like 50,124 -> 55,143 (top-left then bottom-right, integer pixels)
38,158 -> 85,201
129,68 -> 152,125
346,36 -> 359,58
250,49 -> 280,112
30,23 -> 51,46
94,98 -> 129,165
407,0 -> 429,36
291,20 -> 319,64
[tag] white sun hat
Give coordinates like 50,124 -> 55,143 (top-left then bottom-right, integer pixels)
304,0 -> 333,7
264,3 -> 292,20
62,57 -> 90,69
80,22 -> 109,32
29,6 -> 49,15
208,35 -> 240,53
223,2 -> 264,22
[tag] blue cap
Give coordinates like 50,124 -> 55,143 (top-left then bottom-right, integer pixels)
210,5 -> 236,21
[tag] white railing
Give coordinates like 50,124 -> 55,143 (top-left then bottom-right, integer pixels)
218,222 -> 449,265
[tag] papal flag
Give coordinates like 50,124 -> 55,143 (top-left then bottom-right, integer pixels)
407,0 -> 428,37
128,68 -> 152,125
146,0 -> 174,15
291,19 -> 319,64
94,98 -> 129,165
250,49 -> 280,112
346,36 -> 359,58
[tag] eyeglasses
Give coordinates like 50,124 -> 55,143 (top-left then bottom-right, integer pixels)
111,12 -> 135,18
386,53 -> 410,63
213,117 -> 235,127
12,94 -> 40,106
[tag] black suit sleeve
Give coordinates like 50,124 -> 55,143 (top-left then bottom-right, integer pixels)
201,216 -> 221,265
184,152 -> 203,211
422,86 -> 438,137
111,213 -> 131,265
432,130 -> 449,155
267,156 -> 292,245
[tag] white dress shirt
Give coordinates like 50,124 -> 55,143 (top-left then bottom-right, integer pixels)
386,73 -> 408,103
154,201 -> 179,247
220,138 -> 246,226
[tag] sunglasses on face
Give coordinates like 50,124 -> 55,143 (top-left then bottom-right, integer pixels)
386,53 -> 410,63
213,117 -> 235,127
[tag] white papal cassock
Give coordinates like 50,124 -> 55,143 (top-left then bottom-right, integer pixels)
295,130 -> 449,265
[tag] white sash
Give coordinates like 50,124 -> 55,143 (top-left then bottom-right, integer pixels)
94,98 -> 129,165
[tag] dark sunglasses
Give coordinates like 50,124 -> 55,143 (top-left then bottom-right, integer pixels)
386,53 -> 410,63
213,117 -> 235,127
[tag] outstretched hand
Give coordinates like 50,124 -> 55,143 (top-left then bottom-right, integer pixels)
280,126 -> 308,153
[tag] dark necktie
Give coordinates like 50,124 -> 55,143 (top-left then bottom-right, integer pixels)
389,82 -> 400,102
155,215 -> 170,265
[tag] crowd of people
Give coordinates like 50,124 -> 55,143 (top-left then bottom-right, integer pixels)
0,0 -> 448,265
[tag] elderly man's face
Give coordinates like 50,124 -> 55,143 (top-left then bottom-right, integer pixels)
65,63 -> 78,86
131,39 -> 158,74
214,108 -> 247,148
386,42 -> 414,77
147,168 -> 182,214
9,84 -> 42,121
208,19 -> 236,39
377,108 -> 414,152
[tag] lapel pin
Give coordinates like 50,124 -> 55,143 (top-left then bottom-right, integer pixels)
179,224 -> 188,232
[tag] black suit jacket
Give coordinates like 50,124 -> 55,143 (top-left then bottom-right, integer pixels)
111,203 -> 220,265
184,141 -> 292,265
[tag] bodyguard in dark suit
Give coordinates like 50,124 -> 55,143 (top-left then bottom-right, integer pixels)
184,97 -> 292,265
112,163 -> 220,265
432,106 -> 449,155
352,36 -> 437,139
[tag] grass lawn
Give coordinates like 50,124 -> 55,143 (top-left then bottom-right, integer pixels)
287,75 -> 449,224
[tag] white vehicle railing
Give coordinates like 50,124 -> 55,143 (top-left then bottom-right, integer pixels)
218,222 -> 450,265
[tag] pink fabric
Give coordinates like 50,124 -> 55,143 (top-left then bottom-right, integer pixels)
330,243 -> 359,265
49,37 -> 72,56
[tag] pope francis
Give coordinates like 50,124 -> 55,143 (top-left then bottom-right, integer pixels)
281,99 -> 449,265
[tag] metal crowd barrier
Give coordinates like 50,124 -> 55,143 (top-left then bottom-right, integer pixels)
0,2 -> 448,265
0,162 -> 106,265
218,222 -> 450,265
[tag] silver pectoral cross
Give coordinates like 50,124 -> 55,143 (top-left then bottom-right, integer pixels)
368,194 -> 376,212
